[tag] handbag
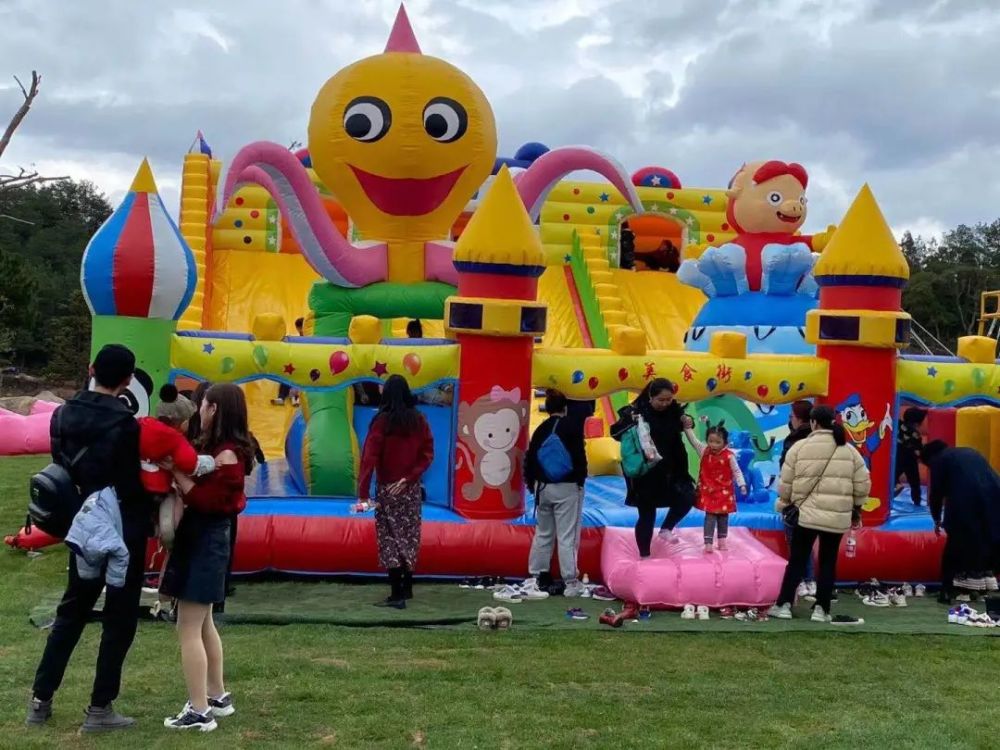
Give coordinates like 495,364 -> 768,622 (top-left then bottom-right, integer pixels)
782,448 -> 837,528
620,414 -> 662,479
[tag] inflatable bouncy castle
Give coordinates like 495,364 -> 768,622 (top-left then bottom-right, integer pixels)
8,6 -> 1000,601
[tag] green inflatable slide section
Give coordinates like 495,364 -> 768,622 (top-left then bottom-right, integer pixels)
304,281 -> 454,496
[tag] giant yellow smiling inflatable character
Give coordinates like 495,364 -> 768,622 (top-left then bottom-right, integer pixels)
308,7 -> 496,283
217,4 -> 642,293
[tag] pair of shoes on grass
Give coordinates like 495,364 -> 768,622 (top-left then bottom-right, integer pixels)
477,606 -> 513,630
767,602 -> 863,625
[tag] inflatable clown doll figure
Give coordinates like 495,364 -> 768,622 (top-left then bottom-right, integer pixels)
80,159 -> 197,416
676,160 -> 837,441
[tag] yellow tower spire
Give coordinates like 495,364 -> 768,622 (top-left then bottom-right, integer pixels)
453,166 -> 544,268
129,158 -> 158,194
813,184 -> 909,282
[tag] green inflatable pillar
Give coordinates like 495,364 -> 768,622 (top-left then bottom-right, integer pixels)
91,315 -> 177,409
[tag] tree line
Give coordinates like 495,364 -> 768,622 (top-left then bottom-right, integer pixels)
0,179 -> 998,379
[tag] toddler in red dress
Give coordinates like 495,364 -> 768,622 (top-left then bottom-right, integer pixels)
683,417 -> 747,553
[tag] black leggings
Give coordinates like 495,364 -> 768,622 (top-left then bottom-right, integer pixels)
635,503 -> 692,557
776,525 -> 843,613
895,452 -> 922,505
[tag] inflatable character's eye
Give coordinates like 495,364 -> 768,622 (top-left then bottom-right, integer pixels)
768,191 -> 783,205
343,97 -> 392,142
799,196 -> 808,206
423,97 -> 468,143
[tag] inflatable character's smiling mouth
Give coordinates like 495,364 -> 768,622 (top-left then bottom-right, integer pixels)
349,165 -> 466,216
776,211 -> 800,223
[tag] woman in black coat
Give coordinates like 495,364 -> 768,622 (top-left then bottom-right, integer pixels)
611,378 -> 694,557
922,440 -> 1000,601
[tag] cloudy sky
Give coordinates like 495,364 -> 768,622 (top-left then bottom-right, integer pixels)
1,0 -> 998,238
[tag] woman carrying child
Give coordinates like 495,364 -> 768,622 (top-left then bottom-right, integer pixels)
682,417 -> 746,553
160,384 -> 253,732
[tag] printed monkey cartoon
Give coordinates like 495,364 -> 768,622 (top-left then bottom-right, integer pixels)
455,386 -> 528,509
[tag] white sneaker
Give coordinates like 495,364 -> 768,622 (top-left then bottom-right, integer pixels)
889,589 -> 908,607
901,583 -> 914,597
658,528 -> 680,544
563,580 -> 586,598
811,606 -> 831,623
516,580 -> 550,600
863,591 -> 891,607
492,585 -> 524,603
696,605 -> 710,621
767,603 -> 792,620
954,575 -> 987,591
795,582 -> 810,600
680,603 -> 696,620
914,584 -> 926,597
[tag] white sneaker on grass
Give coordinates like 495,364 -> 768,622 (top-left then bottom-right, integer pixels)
492,585 -> 524,603
563,579 -> 586,598
208,693 -> 234,718
164,703 -> 217,732
516,580 -> 549,600
811,606 -> 831,623
862,591 -> 891,607
767,603 -> 792,620
680,603 -> 696,620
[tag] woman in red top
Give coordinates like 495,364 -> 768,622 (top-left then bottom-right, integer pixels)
161,384 -> 253,732
358,375 -> 434,609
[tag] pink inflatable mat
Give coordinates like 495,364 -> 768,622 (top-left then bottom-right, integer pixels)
602,526 -> 786,608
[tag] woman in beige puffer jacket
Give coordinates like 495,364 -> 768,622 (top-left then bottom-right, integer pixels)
769,405 -> 871,622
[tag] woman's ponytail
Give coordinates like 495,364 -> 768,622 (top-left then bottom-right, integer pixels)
809,404 -> 846,446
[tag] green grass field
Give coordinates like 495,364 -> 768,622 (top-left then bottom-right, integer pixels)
1,454 -> 998,749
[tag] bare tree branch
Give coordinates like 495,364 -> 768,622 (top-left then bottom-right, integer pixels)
13,74 -> 28,100
0,71 -> 67,192
0,70 -> 40,161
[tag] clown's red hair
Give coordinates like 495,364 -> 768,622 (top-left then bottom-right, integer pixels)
752,160 -> 808,189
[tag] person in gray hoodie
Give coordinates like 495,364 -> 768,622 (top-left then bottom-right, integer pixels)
64,487 -> 129,588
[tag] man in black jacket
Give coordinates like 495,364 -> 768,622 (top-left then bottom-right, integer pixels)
28,344 -> 149,732
523,390 -> 589,597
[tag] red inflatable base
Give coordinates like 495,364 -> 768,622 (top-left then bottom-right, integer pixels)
7,518 -> 948,585
754,527 -> 946,585
230,514 -> 606,579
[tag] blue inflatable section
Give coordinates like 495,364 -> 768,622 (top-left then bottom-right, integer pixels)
353,404 -> 456,507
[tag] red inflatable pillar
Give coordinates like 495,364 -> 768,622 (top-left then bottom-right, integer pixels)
445,167 -> 547,520
806,185 -> 911,526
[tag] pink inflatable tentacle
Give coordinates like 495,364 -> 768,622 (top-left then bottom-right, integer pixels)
515,146 -> 644,220
424,241 -> 459,285
220,142 -> 387,287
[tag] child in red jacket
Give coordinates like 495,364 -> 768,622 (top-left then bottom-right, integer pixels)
139,385 -> 215,548
683,416 -> 747,553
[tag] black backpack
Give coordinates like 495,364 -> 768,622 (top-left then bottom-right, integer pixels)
27,409 -> 90,538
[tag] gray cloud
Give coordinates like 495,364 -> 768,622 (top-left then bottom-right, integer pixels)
0,0 -> 995,238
